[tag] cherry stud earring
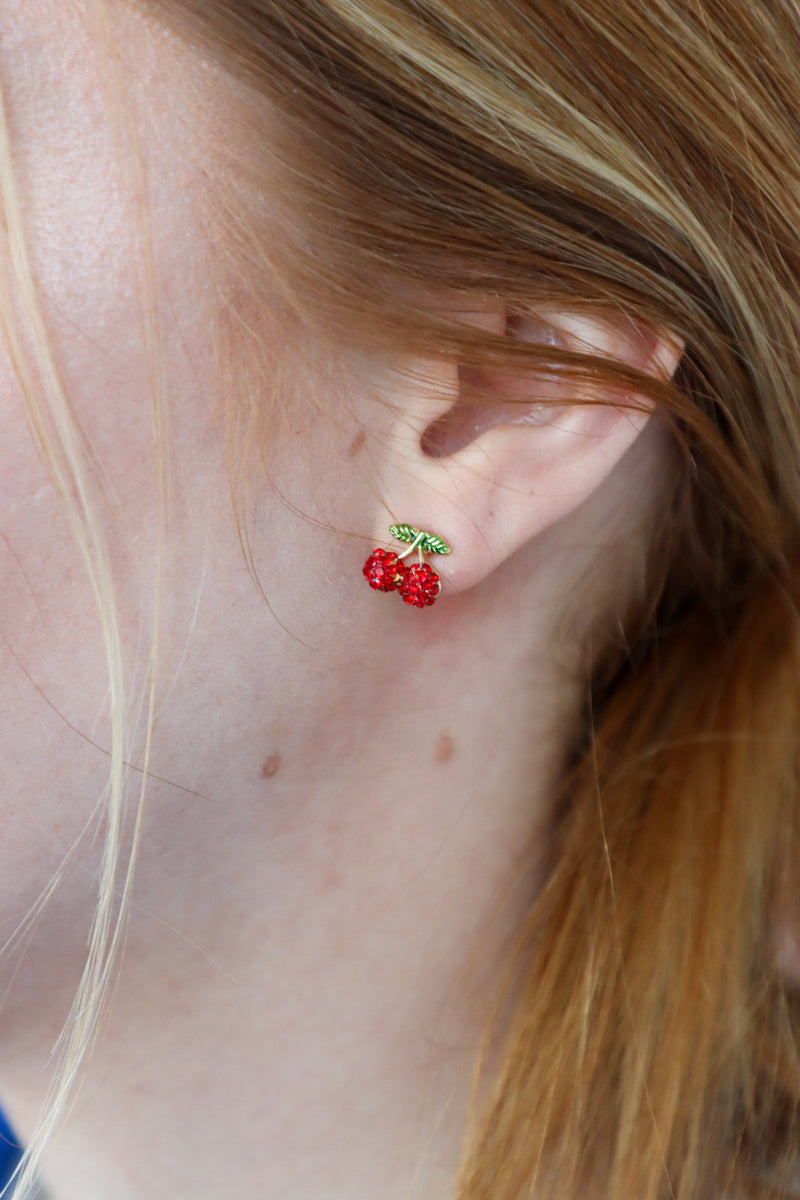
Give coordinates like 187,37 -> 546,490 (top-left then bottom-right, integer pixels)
363,525 -> 452,608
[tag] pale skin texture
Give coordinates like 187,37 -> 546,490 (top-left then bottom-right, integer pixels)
0,3 -> 688,1198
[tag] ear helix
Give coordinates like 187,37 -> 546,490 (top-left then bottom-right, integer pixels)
363,525 -> 452,608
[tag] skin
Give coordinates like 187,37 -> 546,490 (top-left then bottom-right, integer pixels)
0,2 -> 683,1197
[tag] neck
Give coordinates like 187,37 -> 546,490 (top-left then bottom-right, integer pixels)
4,545 -> 583,1200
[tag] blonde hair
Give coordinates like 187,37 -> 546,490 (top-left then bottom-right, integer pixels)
0,4 -> 164,1192
4,0 -> 800,1196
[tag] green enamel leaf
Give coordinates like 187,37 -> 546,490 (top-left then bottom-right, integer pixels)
389,524 -> 418,544
390,524 -> 451,555
421,534 -> 451,556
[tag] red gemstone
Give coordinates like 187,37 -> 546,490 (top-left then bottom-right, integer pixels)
363,548 -> 406,592
398,563 -> 440,607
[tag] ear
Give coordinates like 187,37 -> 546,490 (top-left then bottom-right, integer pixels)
371,303 -> 685,595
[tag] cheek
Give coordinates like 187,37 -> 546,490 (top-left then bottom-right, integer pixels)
0,3 -> 209,972
0,354 -> 120,922
0,287 -> 171,1038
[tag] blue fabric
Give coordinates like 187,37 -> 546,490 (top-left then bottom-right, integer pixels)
0,1106 -> 23,1193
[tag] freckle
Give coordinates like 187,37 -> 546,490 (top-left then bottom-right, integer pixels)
434,732 -> 455,765
347,429 -> 366,458
260,753 -> 282,780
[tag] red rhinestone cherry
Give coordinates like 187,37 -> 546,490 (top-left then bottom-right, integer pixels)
362,548 -> 406,592
398,562 -> 440,607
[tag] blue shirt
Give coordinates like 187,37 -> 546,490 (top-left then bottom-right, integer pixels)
0,1106 -> 23,1195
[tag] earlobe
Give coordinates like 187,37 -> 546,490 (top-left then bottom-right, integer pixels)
369,306 -> 685,598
